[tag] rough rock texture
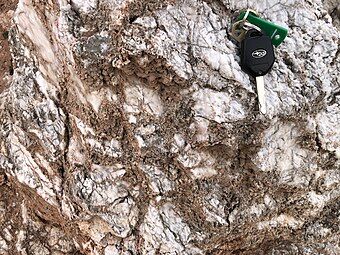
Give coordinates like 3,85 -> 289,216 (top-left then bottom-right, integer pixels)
0,0 -> 17,92
0,0 -> 339,254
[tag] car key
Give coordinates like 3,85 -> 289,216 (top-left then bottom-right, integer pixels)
240,29 -> 275,114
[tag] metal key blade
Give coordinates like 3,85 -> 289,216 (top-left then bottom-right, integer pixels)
255,76 -> 266,114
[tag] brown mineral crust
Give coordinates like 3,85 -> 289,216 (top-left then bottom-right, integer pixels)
1,0 -> 339,254
0,0 -> 17,93
0,182 -> 23,254
0,176 -> 92,254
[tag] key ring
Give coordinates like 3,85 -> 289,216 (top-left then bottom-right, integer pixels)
241,9 -> 251,22
231,9 -> 259,42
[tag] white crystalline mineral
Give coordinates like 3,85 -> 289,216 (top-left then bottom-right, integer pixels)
0,0 -> 339,254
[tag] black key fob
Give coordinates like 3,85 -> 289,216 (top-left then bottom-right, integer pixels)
240,29 -> 275,77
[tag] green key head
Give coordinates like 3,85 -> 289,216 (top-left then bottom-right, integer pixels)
237,10 -> 288,46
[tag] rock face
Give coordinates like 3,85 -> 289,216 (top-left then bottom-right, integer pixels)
0,0 -> 339,254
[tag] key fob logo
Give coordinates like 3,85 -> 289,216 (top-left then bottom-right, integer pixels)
252,49 -> 267,58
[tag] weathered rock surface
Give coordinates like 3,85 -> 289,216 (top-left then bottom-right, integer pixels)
0,0 -> 339,254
